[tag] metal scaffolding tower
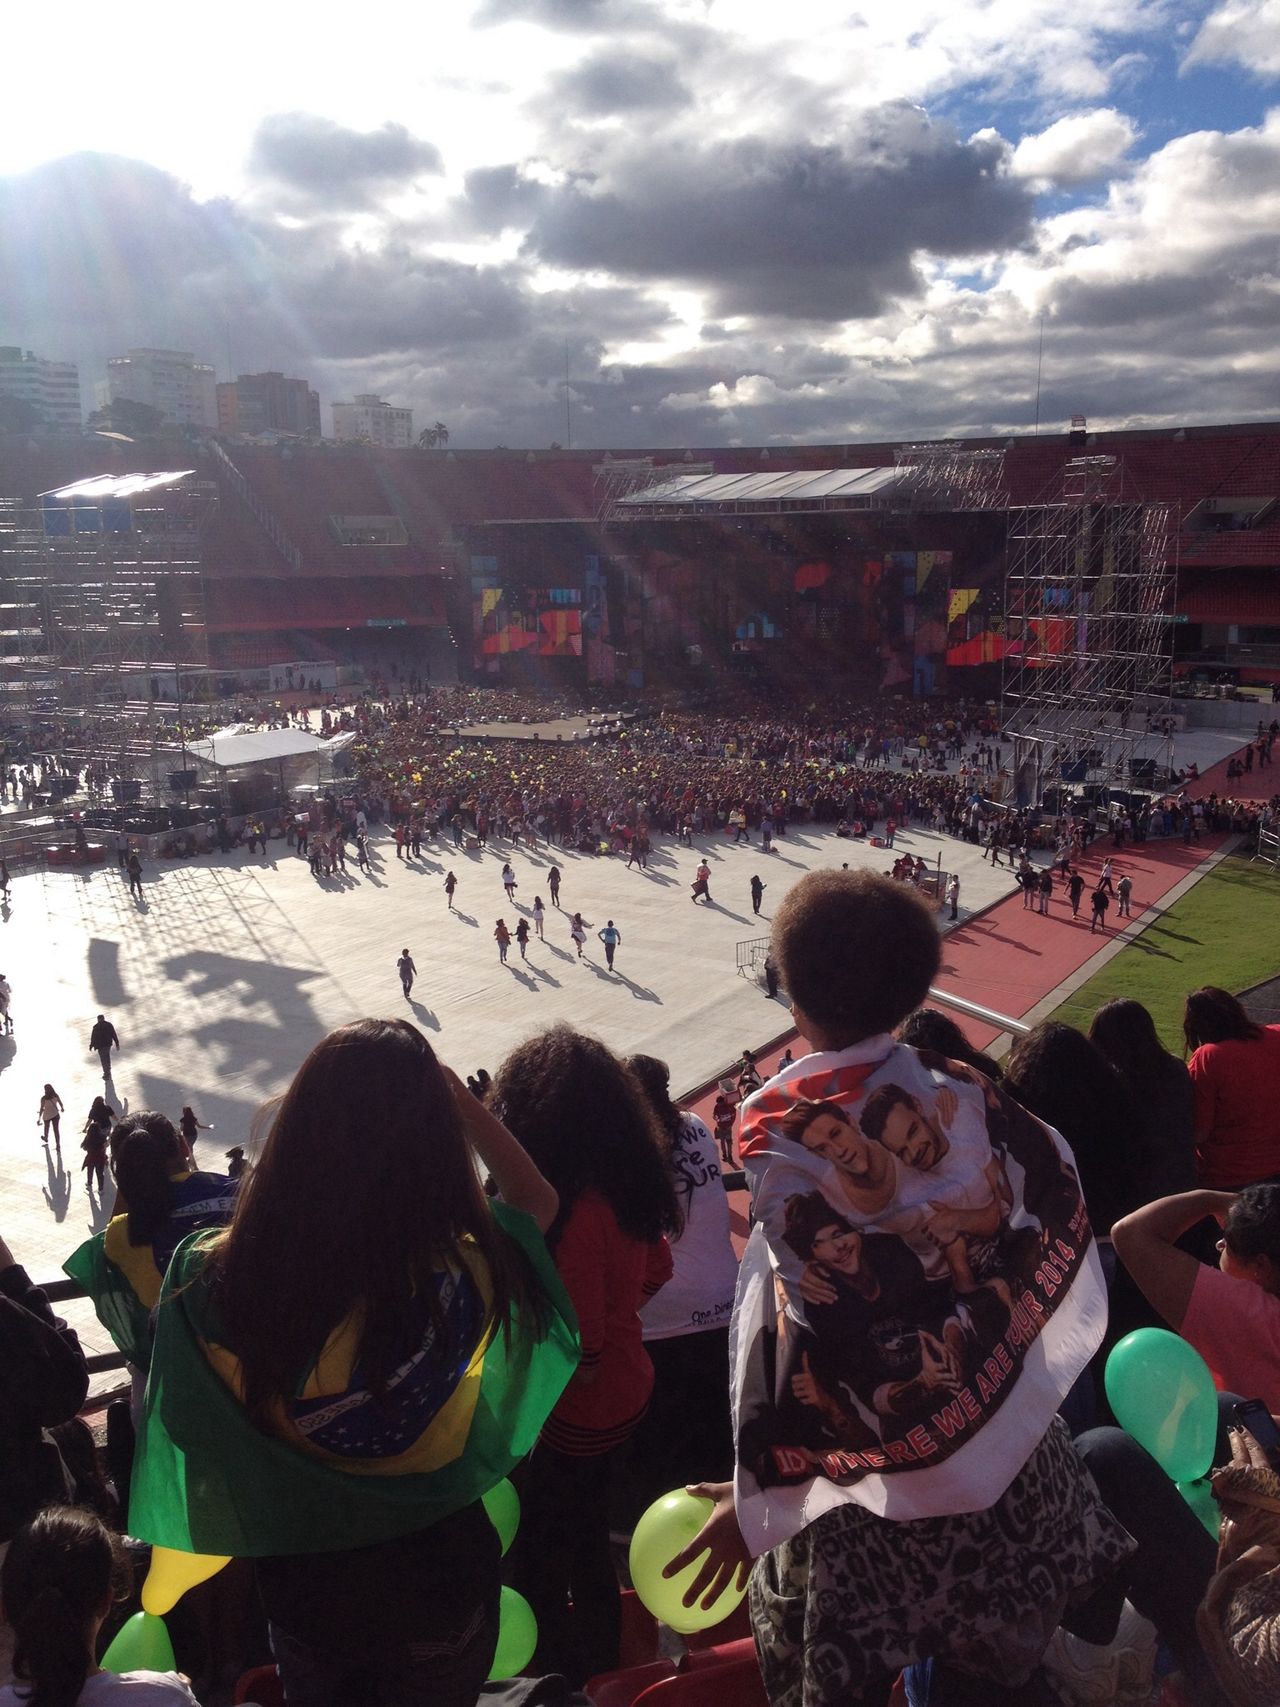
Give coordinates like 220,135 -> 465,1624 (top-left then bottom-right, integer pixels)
0,471 -> 215,794
1001,456 -> 1176,807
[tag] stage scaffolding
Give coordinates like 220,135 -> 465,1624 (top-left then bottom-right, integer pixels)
0,471 -> 215,795
893,444 -> 1009,512
1001,456 -> 1176,808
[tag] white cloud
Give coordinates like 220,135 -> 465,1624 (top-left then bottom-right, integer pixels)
1010,109 -> 1138,188
1185,0 -> 1280,77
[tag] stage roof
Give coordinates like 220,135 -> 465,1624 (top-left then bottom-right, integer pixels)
616,464 -> 909,515
187,726 -> 329,769
41,471 -> 195,502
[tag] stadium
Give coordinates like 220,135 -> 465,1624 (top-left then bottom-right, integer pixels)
1,412 -> 1279,1707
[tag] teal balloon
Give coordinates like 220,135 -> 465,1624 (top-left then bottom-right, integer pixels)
488,1586 -> 537,1681
628,1490 -> 747,1635
101,1611 -> 175,1674
1177,1477 -> 1220,1538
482,1479 -> 520,1555
1105,1328 -> 1218,1483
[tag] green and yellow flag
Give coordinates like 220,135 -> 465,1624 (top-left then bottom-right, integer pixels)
128,1203 -> 579,1556
63,1229 -> 155,1372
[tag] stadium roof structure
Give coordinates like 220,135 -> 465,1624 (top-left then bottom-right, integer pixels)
615,465 -> 909,518
40,471 -> 195,502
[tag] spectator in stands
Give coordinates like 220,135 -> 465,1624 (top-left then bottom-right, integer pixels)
0,1233 -> 89,1548
1088,1000 -> 1196,1202
142,1020 -> 563,1706
1184,986 -> 1280,1188
667,871 -> 1134,1707
62,1115 -> 238,1407
621,1055 -> 738,1520
493,1025 -> 678,1686
0,1507 -> 199,1706
1114,1183 -> 1280,1411
1002,1023 -> 1143,1239
896,1007 -> 1003,1081
0,1232 -> 90,1687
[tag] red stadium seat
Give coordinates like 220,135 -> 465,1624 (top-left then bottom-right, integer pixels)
233,1664 -> 284,1705
631,1650 -> 767,1707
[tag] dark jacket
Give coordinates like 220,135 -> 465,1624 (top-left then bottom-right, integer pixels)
0,1262 -> 89,1539
89,1018 -> 119,1050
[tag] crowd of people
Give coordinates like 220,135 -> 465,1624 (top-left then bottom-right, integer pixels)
1,860 -> 1278,1706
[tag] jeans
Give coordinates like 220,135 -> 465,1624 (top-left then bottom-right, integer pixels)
1070,1427 -> 1223,1699
511,1440 -> 621,1686
257,1505 -> 499,1707
270,1606 -> 495,1707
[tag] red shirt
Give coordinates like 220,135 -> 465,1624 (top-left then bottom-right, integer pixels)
1189,1025 -> 1280,1188
543,1190 -> 671,1455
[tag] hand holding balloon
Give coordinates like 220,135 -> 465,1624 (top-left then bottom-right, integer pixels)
629,1485 -> 749,1634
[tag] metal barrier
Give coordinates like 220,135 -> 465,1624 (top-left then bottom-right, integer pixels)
735,936 -> 771,976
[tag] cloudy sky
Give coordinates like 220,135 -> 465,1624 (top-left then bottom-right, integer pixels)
1,0 -> 1277,447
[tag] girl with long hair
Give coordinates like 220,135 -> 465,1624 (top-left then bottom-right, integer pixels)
1002,1022 -> 1143,1237
1183,986 -> 1280,1188
38,1085 -> 63,1147
1088,999 -> 1196,1201
621,1054 -> 738,1519
0,1506 -> 197,1706
493,1025 -> 679,1686
131,1019 -> 572,1707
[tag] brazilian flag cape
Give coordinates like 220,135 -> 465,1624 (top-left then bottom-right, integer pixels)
63,1228 -> 155,1371
128,1203 -> 580,1556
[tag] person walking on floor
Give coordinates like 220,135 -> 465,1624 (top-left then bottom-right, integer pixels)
1117,872 -> 1133,918
1098,857 -> 1116,896
946,872 -> 960,921
548,866 -> 562,908
397,947 -> 417,998
691,860 -> 712,905
1068,868 -> 1085,918
750,874 -> 766,916
502,863 -> 518,903
0,972 -> 12,1035
1037,867 -> 1053,915
570,912 -> 587,958
38,1083 -> 63,1147
81,1113 -> 108,1191
88,1013 -> 118,1079
532,896 -> 546,939
1091,884 -> 1111,934
515,917 -> 531,960
495,919 -> 511,964
598,920 -> 622,971
126,850 -> 144,899
444,870 -> 457,909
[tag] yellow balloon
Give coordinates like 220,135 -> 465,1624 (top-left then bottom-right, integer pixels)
140,1547 -> 232,1615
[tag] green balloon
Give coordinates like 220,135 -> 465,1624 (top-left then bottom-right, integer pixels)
488,1586 -> 537,1681
1177,1476 -> 1220,1538
482,1479 -> 520,1555
101,1611 -> 176,1674
1104,1328 -> 1218,1484
628,1490 -> 747,1636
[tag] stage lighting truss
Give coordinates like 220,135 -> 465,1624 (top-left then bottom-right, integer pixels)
1001,456 -> 1177,808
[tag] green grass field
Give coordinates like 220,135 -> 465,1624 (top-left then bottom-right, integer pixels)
1051,855 -> 1280,1050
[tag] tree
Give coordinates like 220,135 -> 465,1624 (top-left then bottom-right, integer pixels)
86,397 -> 167,437
417,421 -> 450,449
